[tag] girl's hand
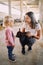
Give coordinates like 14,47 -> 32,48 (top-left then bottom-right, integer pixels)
12,44 -> 15,47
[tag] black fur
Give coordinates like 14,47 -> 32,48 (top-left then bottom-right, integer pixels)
16,29 -> 35,55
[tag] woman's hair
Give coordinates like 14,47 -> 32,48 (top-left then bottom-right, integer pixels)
4,16 -> 14,27
25,12 -> 38,29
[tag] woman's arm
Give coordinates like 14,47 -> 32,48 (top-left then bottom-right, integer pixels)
33,30 -> 41,39
25,29 -> 41,39
22,28 -> 41,39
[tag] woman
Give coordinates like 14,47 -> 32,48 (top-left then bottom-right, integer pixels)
21,12 -> 42,54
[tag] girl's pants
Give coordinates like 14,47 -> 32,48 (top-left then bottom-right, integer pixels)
7,46 -> 14,59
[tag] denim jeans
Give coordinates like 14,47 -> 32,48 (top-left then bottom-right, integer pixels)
7,46 -> 14,59
20,36 -> 36,47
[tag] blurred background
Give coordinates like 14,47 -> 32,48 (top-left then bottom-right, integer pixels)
0,0 -> 43,65
0,0 -> 43,27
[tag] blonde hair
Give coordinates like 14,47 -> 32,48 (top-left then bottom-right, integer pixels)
4,16 -> 14,27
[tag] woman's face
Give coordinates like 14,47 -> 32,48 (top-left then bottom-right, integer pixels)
25,15 -> 31,24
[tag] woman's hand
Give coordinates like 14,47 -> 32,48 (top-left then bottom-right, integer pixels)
26,32 -> 32,37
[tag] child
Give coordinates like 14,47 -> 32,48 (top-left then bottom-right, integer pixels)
4,16 -> 16,62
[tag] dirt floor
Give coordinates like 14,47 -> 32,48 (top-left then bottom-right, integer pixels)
0,25 -> 43,65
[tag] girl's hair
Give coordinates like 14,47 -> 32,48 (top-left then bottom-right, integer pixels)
4,16 -> 14,27
25,12 -> 38,29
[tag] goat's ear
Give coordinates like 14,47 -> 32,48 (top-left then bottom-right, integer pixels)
19,28 -> 20,31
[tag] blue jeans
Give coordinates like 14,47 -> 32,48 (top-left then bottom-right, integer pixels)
7,46 -> 14,59
26,37 -> 36,47
20,36 -> 36,47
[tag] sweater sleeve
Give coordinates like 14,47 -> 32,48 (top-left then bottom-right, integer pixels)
6,29 -> 15,46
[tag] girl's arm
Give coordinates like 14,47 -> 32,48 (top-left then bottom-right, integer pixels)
6,29 -> 15,47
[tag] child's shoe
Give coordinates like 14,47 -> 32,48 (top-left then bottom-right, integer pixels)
9,58 -> 16,62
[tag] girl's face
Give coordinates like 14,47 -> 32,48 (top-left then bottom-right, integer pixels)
25,15 -> 31,24
10,20 -> 14,27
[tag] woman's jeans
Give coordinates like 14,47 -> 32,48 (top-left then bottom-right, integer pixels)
20,35 -> 36,47
20,36 -> 36,53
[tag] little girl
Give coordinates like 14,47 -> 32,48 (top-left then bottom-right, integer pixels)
4,16 -> 16,62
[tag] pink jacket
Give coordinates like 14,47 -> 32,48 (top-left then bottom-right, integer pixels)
5,27 -> 15,46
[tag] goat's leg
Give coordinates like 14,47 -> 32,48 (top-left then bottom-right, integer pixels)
21,45 -> 25,55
